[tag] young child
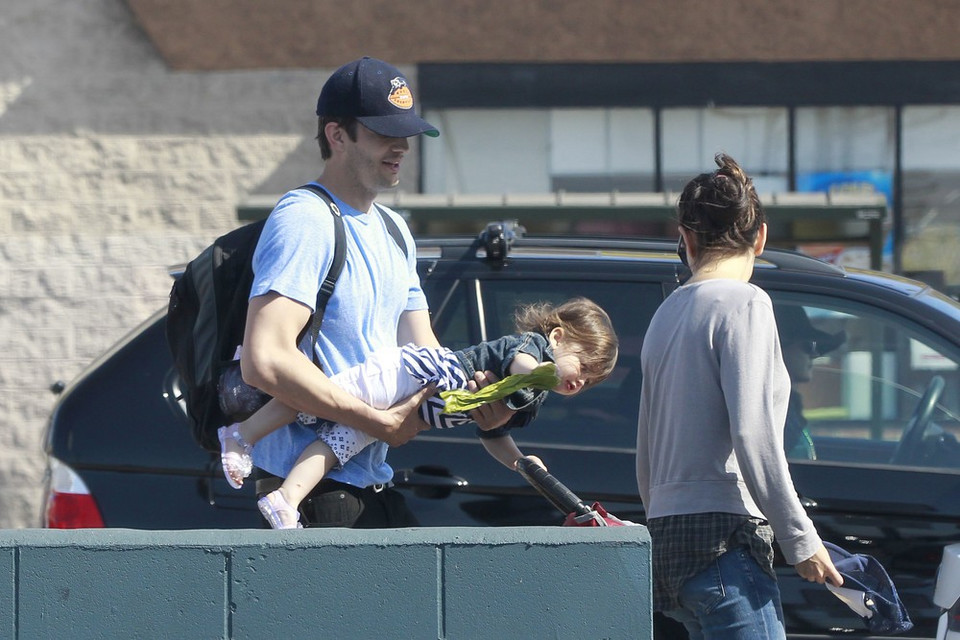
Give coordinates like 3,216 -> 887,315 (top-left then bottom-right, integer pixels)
219,297 -> 618,529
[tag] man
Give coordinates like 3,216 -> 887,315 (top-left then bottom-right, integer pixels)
239,57 -> 509,527
774,304 -> 846,460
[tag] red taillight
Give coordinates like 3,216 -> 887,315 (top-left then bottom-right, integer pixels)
45,492 -> 105,528
44,458 -> 105,528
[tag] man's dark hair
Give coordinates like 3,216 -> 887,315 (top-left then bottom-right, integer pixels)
317,116 -> 359,160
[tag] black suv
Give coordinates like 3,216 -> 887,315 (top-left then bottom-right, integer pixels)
45,222 -> 960,638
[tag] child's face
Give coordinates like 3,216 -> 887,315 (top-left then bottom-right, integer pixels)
548,328 -> 587,396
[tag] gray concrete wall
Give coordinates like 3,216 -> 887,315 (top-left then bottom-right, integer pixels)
0,0 -> 426,527
0,526 -> 653,639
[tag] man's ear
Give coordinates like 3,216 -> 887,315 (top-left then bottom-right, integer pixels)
325,121 -> 345,150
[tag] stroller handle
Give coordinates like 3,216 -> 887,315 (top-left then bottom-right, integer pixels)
516,457 -> 593,517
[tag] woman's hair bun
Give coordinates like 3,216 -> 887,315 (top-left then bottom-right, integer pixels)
676,152 -> 765,253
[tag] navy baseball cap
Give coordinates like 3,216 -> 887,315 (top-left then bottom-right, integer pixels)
316,57 -> 439,138
774,304 -> 847,357
824,542 -> 913,635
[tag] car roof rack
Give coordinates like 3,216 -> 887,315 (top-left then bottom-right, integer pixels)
168,220 -> 848,279
417,220 -> 846,277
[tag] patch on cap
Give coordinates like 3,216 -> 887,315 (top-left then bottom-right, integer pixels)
388,78 -> 414,110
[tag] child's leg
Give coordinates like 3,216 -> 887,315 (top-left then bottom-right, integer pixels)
253,347 -> 421,514
278,439 -> 338,508
219,398 -> 298,489
259,438 -> 337,529
240,399 -> 297,443
259,419 -> 380,529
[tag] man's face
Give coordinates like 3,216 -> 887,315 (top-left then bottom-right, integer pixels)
343,124 -> 410,193
782,339 -> 816,383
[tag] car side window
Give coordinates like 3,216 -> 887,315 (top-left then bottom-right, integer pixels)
469,278 -> 662,451
771,296 -> 960,471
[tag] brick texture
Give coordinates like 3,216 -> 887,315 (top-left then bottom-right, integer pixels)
0,0 -> 434,527
124,0 -> 957,70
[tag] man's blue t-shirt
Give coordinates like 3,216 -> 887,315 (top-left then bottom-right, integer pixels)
249,185 -> 427,486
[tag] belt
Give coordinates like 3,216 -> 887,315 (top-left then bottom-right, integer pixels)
341,480 -> 393,494
254,476 -> 391,496
319,480 -> 393,495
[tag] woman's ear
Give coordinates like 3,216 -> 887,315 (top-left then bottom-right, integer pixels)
754,223 -> 768,256
678,226 -> 697,265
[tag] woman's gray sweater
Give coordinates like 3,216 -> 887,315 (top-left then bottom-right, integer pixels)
636,279 -> 821,565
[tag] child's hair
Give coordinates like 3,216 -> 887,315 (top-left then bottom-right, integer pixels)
514,297 -> 619,387
677,153 -> 765,257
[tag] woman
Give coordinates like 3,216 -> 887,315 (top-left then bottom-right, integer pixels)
636,153 -> 841,639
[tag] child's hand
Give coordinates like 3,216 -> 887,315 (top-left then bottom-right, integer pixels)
515,454 -> 546,472
467,370 -> 515,429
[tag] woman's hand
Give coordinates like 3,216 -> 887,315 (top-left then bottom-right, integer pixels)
795,544 -> 843,586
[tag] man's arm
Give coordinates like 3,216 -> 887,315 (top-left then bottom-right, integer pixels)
241,292 -> 430,446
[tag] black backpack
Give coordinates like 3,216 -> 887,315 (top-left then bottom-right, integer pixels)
166,183 -> 407,452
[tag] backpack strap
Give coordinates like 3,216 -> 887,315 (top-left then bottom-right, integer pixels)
298,184 -> 346,322
373,203 -> 409,258
296,183 -> 346,362
294,184 -> 409,362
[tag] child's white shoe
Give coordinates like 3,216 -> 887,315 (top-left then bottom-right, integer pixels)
217,424 -> 252,489
257,490 -> 303,529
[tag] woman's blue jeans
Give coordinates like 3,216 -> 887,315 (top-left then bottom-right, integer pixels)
663,546 -> 786,640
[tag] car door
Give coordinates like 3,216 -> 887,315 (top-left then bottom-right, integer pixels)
390,255 -> 670,526
766,292 -> 960,637
46,312 -> 263,528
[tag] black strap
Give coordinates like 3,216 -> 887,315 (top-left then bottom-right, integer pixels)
295,183 -> 346,363
374,203 -> 408,258
295,183 -> 409,361
298,184 -> 346,325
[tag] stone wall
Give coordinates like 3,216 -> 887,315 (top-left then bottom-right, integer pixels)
0,526 -> 653,639
0,0 -> 423,528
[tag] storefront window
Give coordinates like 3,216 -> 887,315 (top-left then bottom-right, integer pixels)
549,108 -> 655,192
902,106 -> 960,292
660,107 -> 788,193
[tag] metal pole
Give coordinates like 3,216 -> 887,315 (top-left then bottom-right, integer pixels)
893,105 -> 904,274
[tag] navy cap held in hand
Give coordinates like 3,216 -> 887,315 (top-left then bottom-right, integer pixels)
316,57 -> 439,139
824,542 -> 913,635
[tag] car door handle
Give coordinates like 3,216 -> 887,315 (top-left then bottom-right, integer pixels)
799,494 -> 818,509
393,465 -> 468,499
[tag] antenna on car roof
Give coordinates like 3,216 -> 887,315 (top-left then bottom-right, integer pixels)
480,220 -> 525,263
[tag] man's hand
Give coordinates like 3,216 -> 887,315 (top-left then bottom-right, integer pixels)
468,370 -> 516,430
795,544 -> 843,586
379,384 -> 436,447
